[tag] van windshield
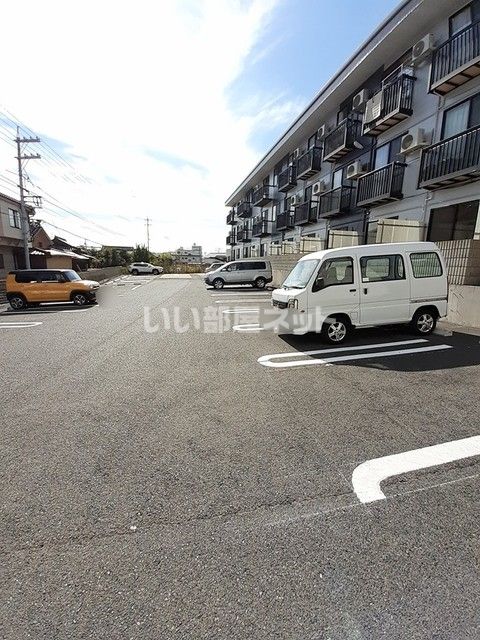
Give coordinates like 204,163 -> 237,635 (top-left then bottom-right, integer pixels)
282,259 -> 319,289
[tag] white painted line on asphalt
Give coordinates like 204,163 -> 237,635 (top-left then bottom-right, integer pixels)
258,342 -> 452,368
215,299 -> 271,304
60,307 -> 99,313
132,284 -> 143,290
258,339 -> 427,366
0,321 -> 42,328
210,293 -> 271,297
222,308 -> 260,314
233,323 -> 265,332
352,434 -> 480,504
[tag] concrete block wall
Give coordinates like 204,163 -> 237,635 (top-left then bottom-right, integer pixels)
437,240 -> 480,286
80,266 -> 126,282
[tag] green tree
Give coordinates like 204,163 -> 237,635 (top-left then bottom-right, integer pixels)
132,244 -> 151,262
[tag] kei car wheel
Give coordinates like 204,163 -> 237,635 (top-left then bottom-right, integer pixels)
9,294 -> 27,310
72,292 -> 89,306
321,317 -> 349,344
412,309 -> 437,335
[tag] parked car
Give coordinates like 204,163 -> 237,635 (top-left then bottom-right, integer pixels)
205,262 -> 225,273
6,269 -> 99,309
204,260 -> 272,289
128,262 -> 163,275
272,242 -> 447,343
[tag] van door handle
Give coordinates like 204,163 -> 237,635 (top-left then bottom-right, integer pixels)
349,288 -> 356,292
363,287 -> 368,294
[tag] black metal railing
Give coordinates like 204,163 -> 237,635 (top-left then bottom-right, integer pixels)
237,201 -> 252,218
277,165 -> 297,192
418,124 -> 480,188
382,74 -> 414,116
226,233 -> 236,245
357,162 -> 406,207
431,20 -> 480,90
237,226 -> 252,242
294,200 -> 317,225
253,185 -> 273,206
275,211 -> 294,231
226,210 -> 235,224
318,186 -> 356,218
323,116 -> 363,161
296,147 -> 322,179
252,220 -> 271,236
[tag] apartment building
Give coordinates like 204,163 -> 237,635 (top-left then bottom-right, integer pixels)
171,243 -> 203,264
225,0 -> 480,265
0,193 -> 34,279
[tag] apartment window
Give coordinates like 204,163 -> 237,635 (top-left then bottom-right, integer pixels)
304,185 -> 313,202
308,133 -> 317,150
410,252 -> 443,278
8,208 -> 21,229
0,254 -> 4,269
449,2 -> 480,36
360,255 -> 405,282
332,168 -> 342,189
374,135 -> 403,169
366,221 -> 378,244
442,93 -> 480,138
427,200 -> 479,241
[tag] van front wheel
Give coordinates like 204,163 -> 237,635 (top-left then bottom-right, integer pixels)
321,316 -> 349,344
254,277 -> 267,289
212,278 -> 224,290
411,309 -> 437,335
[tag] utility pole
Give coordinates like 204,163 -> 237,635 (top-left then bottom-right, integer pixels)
16,126 -> 41,269
145,217 -> 151,252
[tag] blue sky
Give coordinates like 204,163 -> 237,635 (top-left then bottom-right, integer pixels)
228,0 -> 401,154
1,0 -> 403,253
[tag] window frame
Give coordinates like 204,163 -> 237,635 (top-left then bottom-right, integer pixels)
409,252 -> 443,279
360,254 -> 406,283
315,256 -> 354,289
8,208 -> 21,229
449,4 -> 472,37
441,92 -> 480,139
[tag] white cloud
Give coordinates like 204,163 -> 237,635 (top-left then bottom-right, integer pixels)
0,0 -> 301,253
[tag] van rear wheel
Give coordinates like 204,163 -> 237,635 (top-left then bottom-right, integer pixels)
254,277 -> 267,289
412,309 -> 437,335
321,316 -> 349,344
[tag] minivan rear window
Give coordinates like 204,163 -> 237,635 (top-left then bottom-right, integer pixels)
410,252 -> 443,278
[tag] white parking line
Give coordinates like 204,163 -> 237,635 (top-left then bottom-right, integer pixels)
0,321 -> 43,328
222,308 -> 260,314
215,299 -> 271,304
233,323 -> 265,332
210,293 -> 271,297
352,434 -> 480,504
258,339 -> 452,368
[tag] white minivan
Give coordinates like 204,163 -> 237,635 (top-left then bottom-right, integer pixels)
272,242 -> 448,343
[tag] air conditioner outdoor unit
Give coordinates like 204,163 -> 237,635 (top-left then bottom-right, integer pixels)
364,92 -> 383,125
352,89 -> 369,112
412,34 -> 435,65
346,161 -> 367,180
401,128 -> 429,153
290,195 -> 298,206
312,180 -> 326,196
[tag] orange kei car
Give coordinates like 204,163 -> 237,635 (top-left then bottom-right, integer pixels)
6,269 -> 99,310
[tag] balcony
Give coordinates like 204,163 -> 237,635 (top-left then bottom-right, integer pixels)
318,186 -> 356,218
357,162 -> 406,208
296,147 -> 322,180
226,232 -> 236,245
237,201 -> 252,218
323,116 -> 363,162
430,21 -> 480,95
275,211 -> 294,231
226,210 -> 236,225
238,226 -> 252,242
293,200 -> 317,225
252,219 -> 272,237
253,185 -> 274,206
363,74 -> 415,136
418,125 -> 480,190
277,166 -> 297,192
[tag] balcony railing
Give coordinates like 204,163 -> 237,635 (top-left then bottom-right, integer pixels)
363,74 -> 415,136
277,166 -> 297,192
323,116 -> 363,162
238,227 -> 252,242
418,125 -> 480,190
252,220 -> 272,237
431,21 -> 480,95
357,162 -> 406,207
253,185 -> 274,206
296,147 -> 322,180
275,211 -> 294,231
293,200 -> 317,225
226,233 -> 236,245
318,186 -> 356,218
237,202 -> 252,218
226,210 -> 236,225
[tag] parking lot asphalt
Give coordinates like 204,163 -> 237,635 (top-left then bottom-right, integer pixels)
1,274 -> 480,639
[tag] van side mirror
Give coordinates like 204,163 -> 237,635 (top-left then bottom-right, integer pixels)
312,277 -> 324,293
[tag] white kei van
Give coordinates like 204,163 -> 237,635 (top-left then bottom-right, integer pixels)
272,242 -> 448,343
